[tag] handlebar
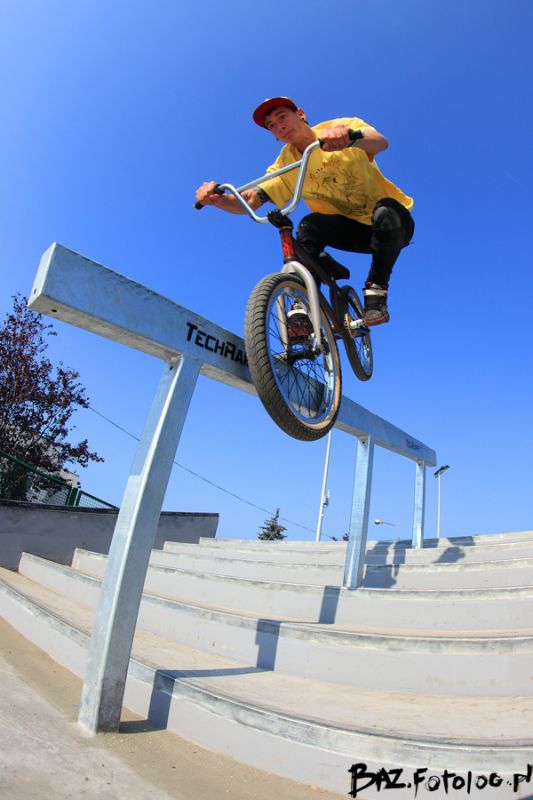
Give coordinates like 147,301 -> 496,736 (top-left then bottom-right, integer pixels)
194,128 -> 364,221
193,185 -> 224,210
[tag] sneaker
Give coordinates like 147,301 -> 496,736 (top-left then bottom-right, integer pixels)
363,282 -> 389,326
286,302 -> 311,342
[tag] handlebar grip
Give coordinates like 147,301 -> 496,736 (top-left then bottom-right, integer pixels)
194,184 -> 225,210
318,129 -> 364,150
348,129 -> 364,145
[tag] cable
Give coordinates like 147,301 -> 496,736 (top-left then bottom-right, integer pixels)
87,405 -> 315,533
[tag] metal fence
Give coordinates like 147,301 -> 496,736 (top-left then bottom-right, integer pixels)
0,449 -> 116,509
70,487 -> 118,510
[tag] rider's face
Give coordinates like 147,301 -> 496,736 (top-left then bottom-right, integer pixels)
264,107 -> 307,143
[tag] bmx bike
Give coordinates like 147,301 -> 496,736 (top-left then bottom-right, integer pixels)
195,130 -> 373,442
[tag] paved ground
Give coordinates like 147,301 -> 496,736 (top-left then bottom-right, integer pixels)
0,617 -> 341,800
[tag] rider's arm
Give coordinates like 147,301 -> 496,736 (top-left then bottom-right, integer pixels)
320,122 -> 388,159
354,127 -> 388,156
195,183 -> 268,214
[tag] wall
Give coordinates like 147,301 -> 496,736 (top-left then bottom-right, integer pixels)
0,500 -> 218,570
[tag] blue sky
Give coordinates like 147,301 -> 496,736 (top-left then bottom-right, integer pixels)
1,0 -> 532,541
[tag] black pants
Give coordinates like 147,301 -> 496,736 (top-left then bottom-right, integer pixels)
296,198 -> 415,288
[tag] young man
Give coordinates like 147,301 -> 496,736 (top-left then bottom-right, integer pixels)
195,96 -> 414,326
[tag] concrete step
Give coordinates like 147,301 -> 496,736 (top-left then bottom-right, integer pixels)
1,567 -> 531,798
365,539 -> 533,566
161,533 -> 533,569
58,552 -> 533,632
200,530 -> 533,550
198,538 -> 345,549
18,553 -> 533,696
73,549 -> 533,629
362,556 -> 533,589
163,540 -> 347,565
153,545 -> 533,589
73,544 -> 533,615
155,545 -> 345,583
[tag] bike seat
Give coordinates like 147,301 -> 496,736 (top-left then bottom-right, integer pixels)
318,252 -> 351,281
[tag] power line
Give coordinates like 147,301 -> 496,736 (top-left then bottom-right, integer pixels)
87,405 -> 315,533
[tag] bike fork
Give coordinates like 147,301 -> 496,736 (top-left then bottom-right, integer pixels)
281,260 -> 324,349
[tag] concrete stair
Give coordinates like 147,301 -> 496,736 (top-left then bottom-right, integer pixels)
157,541 -> 533,589
1,532 -> 533,798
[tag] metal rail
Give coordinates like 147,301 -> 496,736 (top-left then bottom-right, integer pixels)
29,242 -> 436,735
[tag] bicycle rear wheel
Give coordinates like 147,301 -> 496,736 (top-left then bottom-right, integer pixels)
245,273 -> 341,441
340,285 -> 373,381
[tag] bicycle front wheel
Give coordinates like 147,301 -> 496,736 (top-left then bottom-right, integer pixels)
245,273 -> 342,441
340,285 -> 373,381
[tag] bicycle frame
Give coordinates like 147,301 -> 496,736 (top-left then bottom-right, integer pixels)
280,238 -> 351,351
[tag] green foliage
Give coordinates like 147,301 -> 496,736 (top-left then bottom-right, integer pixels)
257,508 -> 287,540
0,294 -> 102,497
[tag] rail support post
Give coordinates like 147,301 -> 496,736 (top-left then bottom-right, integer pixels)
78,355 -> 200,733
411,459 -> 426,549
343,435 -> 375,590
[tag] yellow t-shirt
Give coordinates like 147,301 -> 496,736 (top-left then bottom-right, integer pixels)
259,117 -> 413,225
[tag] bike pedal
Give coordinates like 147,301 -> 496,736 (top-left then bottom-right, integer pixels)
344,314 -> 370,337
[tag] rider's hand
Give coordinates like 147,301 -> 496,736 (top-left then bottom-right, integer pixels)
319,125 -> 351,152
195,181 -> 224,207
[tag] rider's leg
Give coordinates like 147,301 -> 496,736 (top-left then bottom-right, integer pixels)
297,213 -> 373,333
296,213 -> 372,287
367,201 -> 411,286
290,214 -> 369,342
297,213 -> 372,260
364,199 -> 415,326
296,208 -> 414,327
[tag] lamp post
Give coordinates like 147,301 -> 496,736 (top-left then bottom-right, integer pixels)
315,430 -> 332,542
374,518 -> 398,541
434,464 -> 450,540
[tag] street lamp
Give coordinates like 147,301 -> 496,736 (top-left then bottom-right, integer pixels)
434,464 -> 450,540
374,518 -> 399,541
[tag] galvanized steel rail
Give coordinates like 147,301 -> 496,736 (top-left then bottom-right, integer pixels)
29,242 -> 436,735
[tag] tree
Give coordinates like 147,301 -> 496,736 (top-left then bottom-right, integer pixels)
0,295 -> 103,495
257,508 -> 287,541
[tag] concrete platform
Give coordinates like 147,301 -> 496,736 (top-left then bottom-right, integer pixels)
1,571 -> 532,782
0,616 -> 339,800
1,532 -> 533,798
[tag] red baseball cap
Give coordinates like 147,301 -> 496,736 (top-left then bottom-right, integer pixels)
253,96 -> 298,128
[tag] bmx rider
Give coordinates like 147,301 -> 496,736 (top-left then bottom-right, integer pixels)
195,96 -> 414,327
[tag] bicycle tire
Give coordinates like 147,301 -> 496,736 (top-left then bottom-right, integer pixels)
340,285 -> 373,381
245,273 -> 342,441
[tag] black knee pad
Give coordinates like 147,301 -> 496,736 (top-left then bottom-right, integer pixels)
372,205 -> 402,232
297,213 -> 323,237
